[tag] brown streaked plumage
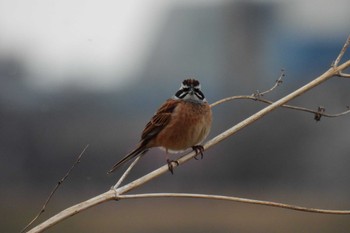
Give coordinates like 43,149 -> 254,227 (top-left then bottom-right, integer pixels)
107,79 -> 212,174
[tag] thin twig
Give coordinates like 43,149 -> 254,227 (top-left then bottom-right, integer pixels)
210,67 -> 348,121
21,144 -> 89,233
211,70 -> 285,108
339,72 -> 350,78
210,95 -> 249,107
333,35 -> 350,68
211,95 -> 350,120
113,155 -> 142,189
254,69 -> 284,97
334,35 -> 350,78
118,193 -> 350,215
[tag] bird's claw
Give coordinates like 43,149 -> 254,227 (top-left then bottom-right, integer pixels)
167,159 -> 179,174
192,145 -> 204,160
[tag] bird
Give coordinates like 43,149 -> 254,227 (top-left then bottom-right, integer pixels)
107,79 -> 212,174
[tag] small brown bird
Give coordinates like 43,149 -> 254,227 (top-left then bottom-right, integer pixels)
108,79 -> 212,174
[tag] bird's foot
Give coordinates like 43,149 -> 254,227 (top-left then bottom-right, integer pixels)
167,159 -> 179,175
192,145 -> 204,160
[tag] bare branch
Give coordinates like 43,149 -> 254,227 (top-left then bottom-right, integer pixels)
210,66 -> 350,121
113,155 -> 142,189
333,35 -> 350,79
210,95 -> 248,108
339,72 -> 350,78
211,94 -> 350,121
27,190 -> 116,233
118,193 -> 350,215
211,70 -> 285,108
253,69 -> 284,97
22,144 -> 89,233
333,35 -> 350,68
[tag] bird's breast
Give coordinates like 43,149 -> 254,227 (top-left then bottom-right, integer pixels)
153,100 -> 212,152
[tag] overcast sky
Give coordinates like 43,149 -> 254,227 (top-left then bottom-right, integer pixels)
0,0 -> 348,90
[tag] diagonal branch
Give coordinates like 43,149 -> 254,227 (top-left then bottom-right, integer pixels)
22,144 -> 89,233
113,155 -> 142,189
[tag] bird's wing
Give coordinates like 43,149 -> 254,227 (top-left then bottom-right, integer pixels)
141,99 -> 179,141
107,99 -> 179,174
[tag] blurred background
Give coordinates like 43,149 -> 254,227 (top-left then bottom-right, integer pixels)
1,0 -> 350,232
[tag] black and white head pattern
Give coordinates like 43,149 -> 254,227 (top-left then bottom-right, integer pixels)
174,79 -> 206,102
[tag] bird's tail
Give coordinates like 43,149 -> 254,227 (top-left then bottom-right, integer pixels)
107,143 -> 147,174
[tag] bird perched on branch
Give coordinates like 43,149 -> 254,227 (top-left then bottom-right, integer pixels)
108,79 -> 212,174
